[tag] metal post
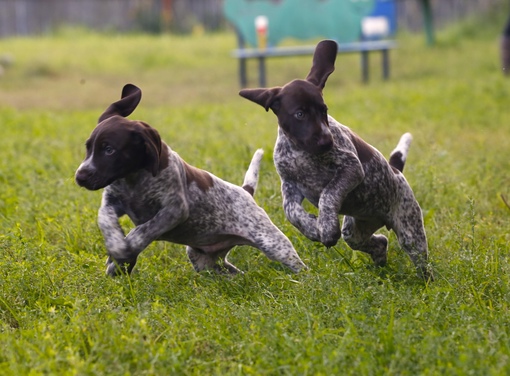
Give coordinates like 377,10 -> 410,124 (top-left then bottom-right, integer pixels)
361,51 -> 369,83
420,0 -> 435,46
240,58 -> 248,88
258,57 -> 266,87
382,49 -> 389,80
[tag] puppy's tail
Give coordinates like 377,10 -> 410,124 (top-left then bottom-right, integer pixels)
242,149 -> 264,196
389,133 -> 413,173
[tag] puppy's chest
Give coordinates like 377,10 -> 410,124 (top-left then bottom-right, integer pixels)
274,147 -> 337,198
110,183 -> 166,224
277,155 -> 335,183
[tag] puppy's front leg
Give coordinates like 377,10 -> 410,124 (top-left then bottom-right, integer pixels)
281,181 -> 321,242
126,201 -> 189,251
318,156 -> 364,247
97,193 -> 134,275
108,197 -> 189,276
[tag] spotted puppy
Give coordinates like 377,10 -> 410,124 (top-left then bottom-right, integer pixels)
75,84 -> 306,276
239,40 -> 432,280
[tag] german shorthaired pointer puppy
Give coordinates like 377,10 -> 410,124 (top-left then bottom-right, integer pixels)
239,40 -> 432,280
75,84 -> 306,276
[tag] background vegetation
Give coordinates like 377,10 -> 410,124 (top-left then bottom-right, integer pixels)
0,8 -> 509,375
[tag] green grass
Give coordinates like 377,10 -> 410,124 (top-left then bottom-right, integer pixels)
1,8 -> 510,374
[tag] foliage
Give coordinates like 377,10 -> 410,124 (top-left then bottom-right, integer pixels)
0,9 -> 509,375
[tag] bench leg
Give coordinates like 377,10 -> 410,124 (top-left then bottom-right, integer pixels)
361,51 -> 369,83
239,58 -> 248,88
382,49 -> 390,80
258,57 -> 266,87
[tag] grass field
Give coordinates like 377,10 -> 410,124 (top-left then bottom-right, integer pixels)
1,8 -> 510,375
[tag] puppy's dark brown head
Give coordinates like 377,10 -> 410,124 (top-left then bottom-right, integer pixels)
75,84 -> 168,190
239,40 -> 338,155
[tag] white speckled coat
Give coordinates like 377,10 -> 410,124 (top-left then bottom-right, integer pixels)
240,40 -> 432,280
76,84 -> 306,276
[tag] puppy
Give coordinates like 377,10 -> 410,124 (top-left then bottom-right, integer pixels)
75,84 -> 306,276
239,40 -> 432,280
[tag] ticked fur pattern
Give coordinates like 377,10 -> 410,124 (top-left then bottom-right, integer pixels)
75,84 -> 306,276
239,40 -> 432,280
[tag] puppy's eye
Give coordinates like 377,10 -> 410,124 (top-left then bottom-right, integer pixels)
104,145 -> 115,155
295,111 -> 305,120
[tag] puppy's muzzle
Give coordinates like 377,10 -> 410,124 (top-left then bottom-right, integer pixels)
315,133 -> 334,153
75,167 -> 101,190
305,131 -> 333,155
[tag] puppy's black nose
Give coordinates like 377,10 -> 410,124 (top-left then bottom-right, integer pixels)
75,168 -> 92,187
317,134 -> 333,153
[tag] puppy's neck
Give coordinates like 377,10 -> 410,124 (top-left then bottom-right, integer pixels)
121,170 -> 153,187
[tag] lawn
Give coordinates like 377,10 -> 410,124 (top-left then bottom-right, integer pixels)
0,9 -> 509,375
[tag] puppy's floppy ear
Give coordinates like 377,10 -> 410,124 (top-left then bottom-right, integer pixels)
98,83 -> 142,123
305,40 -> 337,89
239,87 -> 281,112
135,122 -> 163,177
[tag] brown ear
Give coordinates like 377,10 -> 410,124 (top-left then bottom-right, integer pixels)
98,84 -> 142,123
137,122 -> 162,177
305,40 -> 337,89
239,87 -> 281,112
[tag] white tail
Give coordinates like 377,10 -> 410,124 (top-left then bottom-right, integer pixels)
242,149 -> 264,196
389,133 -> 413,172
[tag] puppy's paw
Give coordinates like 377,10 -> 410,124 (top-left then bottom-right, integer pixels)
369,234 -> 388,267
417,264 -> 434,282
105,256 -> 138,277
214,262 -> 243,275
320,231 -> 341,248
288,258 -> 309,273
320,222 -> 342,248
317,210 -> 342,248
320,224 -> 341,247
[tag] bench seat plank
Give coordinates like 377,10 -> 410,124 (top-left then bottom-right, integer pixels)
233,40 -> 396,87
232,40 -> 396,59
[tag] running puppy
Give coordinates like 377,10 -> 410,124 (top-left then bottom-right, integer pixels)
75,84 -> 306,276
239,40 -> 432,280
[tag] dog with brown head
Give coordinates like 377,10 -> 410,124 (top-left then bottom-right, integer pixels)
75,84 -> 167,190
76,84 -> 307,277
240,40 -> 433,280
240,40 -> 338,155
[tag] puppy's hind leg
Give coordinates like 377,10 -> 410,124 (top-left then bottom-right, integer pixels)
392,202 -> 433,281
341,216 -> 388,266
186,246 -> 242,274
249,220 -> 308,273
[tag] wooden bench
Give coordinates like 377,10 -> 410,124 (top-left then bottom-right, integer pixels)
223,0 -> 397,88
